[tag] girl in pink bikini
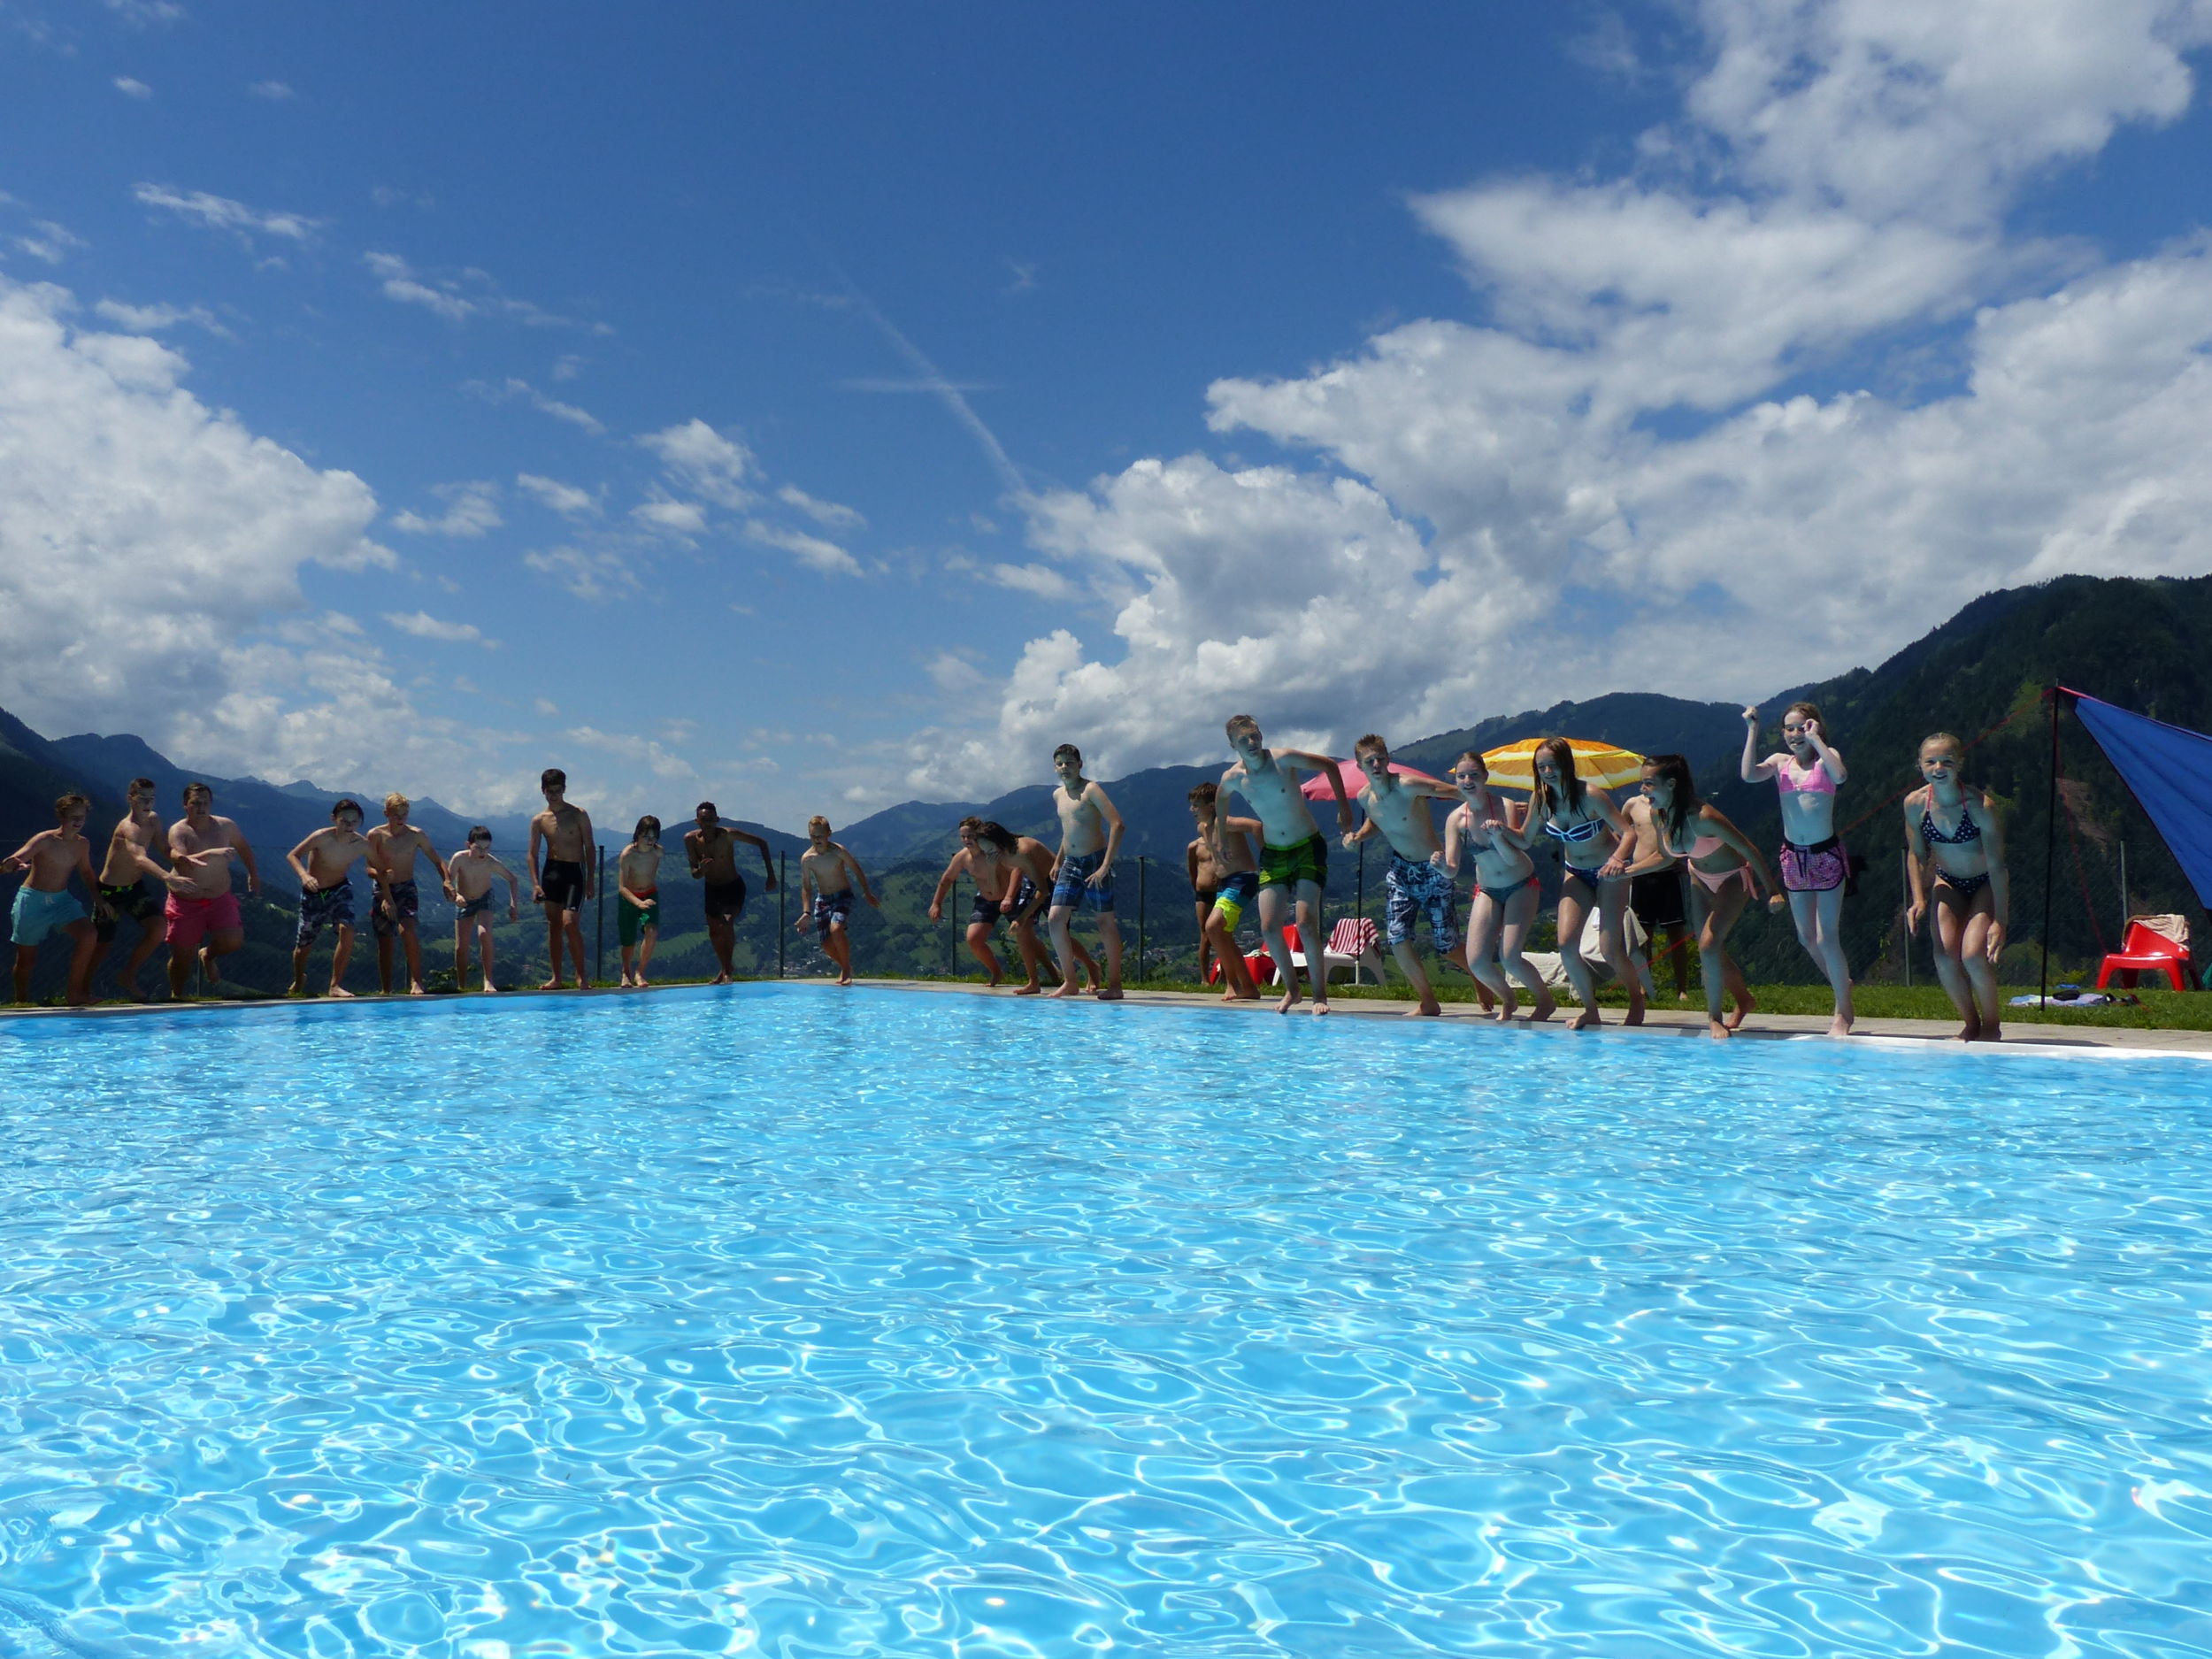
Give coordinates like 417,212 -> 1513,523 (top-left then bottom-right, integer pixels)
1740,701 -> 1855,1036
1618,755 -> 1778,1040
1901,733 -> 2008,1042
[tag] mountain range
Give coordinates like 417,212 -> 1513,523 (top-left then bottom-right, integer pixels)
4,572 -> 2205,999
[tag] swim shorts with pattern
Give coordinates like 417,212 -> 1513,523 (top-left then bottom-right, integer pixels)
295,879 -> 357,947
1385,853 -> 1460,952
1257,833 -> 1327,893
1050,850 -> 1115,912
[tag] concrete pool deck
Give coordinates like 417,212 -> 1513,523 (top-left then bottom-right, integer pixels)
7,974 -> 2209,1056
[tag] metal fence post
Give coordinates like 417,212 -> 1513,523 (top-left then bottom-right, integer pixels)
1136,856 -> 1146,987
777,850 -> 787,979
594,842 -> 605,987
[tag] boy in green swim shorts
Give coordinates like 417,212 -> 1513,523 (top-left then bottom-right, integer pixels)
1220,714 -> 1351,1017
616,816 -> 664,988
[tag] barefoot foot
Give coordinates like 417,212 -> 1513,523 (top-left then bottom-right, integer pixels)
329,986 -> 355,999
1708,1017 -> 1732,1040
1569,1006 -> 1601,1031
1726,989 -> 1756,1030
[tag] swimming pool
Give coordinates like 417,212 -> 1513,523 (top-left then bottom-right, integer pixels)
0,987 -> 2206,1658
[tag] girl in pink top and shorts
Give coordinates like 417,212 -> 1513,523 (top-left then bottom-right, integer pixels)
1740,700 -> 1855,1036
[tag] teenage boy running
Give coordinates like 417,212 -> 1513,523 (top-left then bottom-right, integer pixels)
94,776 -> 186,1000
1188,782 -> 1262,1001
3,793 -> 101,1005
529,768 -> 596,990
1340,735 -> 1466,1018
616,816 -> 664,988
684,801 -> 776,985
285,798 -> 374,997
166,782 -> 257,1000
446,827 -> 521,993
1220,715 -> 1351,1015
1047,744 -> 1125,1000
367,793 -> 449,996
795,817 -> 880,986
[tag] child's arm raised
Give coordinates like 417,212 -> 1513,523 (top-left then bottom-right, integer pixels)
1276,749 -> 1353,833
1740,707 -> 1775,782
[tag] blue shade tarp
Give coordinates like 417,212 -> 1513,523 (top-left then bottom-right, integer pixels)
2069,688 -> 2212,909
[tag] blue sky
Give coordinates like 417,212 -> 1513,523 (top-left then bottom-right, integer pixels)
4,1 -> 2211,827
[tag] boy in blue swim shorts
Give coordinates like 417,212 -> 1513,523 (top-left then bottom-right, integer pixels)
1342,734 -> 1465,1017
1047,744 -> 1125,1000
4,793 -> 100,1005
284,798 -> 374,997
795,816 -> 879,986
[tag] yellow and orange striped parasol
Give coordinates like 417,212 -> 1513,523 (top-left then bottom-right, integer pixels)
1479,738 -> 1647,792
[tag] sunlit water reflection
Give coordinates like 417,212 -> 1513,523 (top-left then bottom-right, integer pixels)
2,987 -> 2208,1656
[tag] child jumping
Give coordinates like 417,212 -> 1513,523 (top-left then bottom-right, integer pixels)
1902,733 -> 2008,1041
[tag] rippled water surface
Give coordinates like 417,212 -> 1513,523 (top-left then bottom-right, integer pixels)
2,987 -> 2210,1657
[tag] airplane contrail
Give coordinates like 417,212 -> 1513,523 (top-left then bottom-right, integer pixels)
835,273 -> 1029,500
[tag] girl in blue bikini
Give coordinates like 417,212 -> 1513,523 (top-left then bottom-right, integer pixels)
1442,750 -> 1555,1023
1502,736 -> 1641,1030
1901,732 -> 2008,1041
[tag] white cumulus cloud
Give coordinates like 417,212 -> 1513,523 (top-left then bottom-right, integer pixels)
516,472 -> 599,517
743,519 -> 862,577
382,610 -> 494,647
891,0 -> 2212,803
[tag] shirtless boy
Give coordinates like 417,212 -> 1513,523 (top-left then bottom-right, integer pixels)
366,794 -> 449,996
931,817 -> 1025,988
1220,715 -> 1351,1016
1340,735 -> 1464,1018
1188,782 -> 1262,1001
684,801 -> 775,985
529,769 -> 597,990
615,816 -> 664,989
1047,744 -> 1125,1000
445,826 -> 520,994
94,776 -> 187,1000
4,793 -> 101,1005
165,783 -> 257,1000
285,798 -> 374,997
1617,786 -> 1691,1002
795,817 -> 880,987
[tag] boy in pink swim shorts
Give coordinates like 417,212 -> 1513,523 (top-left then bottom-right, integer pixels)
165,782 -> 258,1000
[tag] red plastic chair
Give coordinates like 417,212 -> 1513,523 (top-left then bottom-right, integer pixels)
2095,920 -> 2191,992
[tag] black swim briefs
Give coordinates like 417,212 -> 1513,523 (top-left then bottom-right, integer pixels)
704,876 -> 749,922
540,858 -> 586,910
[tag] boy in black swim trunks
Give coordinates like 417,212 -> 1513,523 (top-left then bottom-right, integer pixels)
528,768 -> 596,990
795,816 -> 879,986
684,801 -> 776,985
93,776 -> 189,1001
446,826 -> 520,993
367,793 -> 449,996
284,798 -> 374,997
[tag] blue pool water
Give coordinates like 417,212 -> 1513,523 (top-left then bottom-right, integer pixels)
1,987 -> 2208,1658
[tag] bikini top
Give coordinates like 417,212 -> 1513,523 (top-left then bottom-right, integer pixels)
1541,816 -> 1604,844
1775,756 -> 1836,795
1688,833 -> 1725,861
1919,805 -> 1982,846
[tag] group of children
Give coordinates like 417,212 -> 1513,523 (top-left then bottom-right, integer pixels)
0,764 -> 875,1002
7,709 -> 2011,1037
935,707 -> 2007,1042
